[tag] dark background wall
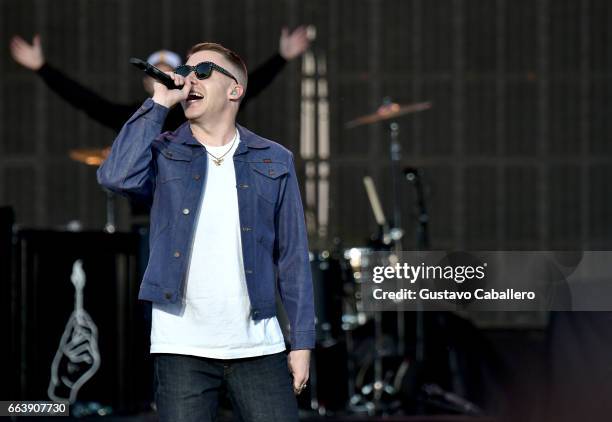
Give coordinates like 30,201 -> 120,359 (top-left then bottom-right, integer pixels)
2,0 -> 612,250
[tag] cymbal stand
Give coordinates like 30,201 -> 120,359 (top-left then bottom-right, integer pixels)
356,102 -> 406,415
104,189 -> 116,234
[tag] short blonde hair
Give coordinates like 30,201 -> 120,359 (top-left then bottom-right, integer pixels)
186,42 -> 248,89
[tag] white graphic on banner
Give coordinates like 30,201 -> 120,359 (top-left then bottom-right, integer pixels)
48,260 -> 101,403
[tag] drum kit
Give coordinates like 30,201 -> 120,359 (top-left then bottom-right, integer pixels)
304,99 -> 432,416
308,100 -> 481,417
70,99 -> 481,416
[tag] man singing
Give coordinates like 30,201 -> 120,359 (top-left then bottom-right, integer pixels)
97,42 -> 314,422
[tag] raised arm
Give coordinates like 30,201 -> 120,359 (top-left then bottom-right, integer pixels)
242,26 -> 310,107
10,34 -> 134,132
97,70 -> 191,202
96,99 -> 165,203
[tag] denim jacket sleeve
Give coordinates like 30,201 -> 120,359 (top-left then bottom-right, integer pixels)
97,98 -> 169,201
275,153 -> 316,350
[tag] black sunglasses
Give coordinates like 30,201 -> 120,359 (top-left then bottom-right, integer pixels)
174,61 -> 239,84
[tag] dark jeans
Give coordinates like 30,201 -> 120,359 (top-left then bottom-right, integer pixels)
154,352 -> 299,422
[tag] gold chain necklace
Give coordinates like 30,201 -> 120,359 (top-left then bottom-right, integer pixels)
205,132 -> 237,166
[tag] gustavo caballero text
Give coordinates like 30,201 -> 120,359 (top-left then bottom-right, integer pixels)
373,288 -> 536,301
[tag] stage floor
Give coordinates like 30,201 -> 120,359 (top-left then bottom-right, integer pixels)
35,410 -> 496,422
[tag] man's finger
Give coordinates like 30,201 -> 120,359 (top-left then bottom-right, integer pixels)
292,29 -> 307,38
292,378 -> 308,395
10,39 -> 22,50
174,74 -> 186,88
14,38 -> 28,48
181,79 -> 192,94
292,374 -> 307,388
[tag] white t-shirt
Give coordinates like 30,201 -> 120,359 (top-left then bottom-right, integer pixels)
150,129 -> 286,359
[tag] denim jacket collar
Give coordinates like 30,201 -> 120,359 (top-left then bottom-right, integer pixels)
167,121 -> 270,155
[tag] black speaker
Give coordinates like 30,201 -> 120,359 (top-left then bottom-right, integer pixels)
1,207 -> 15,400
10,229 -> 150,413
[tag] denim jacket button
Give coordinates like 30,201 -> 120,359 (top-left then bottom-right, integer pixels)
194,174 -> 201,181
252,310 -> 259,317
164,292 -> 172,300
182,208 -> 190,215
241,226 -> 252,232
245,269 -> 253,274
174,251 -> 181,258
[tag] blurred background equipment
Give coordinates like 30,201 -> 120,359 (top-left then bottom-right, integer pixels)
1,207 -> 15,401
47,260 -> 101,404
10,229 -> 146,414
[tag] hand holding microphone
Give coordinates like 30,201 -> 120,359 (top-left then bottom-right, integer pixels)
152,72 -> 191,109
130,57 -> 191,108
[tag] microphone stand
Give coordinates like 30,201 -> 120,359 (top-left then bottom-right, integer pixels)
403,168 -> 480,416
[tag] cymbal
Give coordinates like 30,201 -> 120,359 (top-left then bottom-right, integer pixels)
69,148 -> 110,166
345,101 -> 432,129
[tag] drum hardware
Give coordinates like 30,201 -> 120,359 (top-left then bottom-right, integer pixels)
341,243 -> 396,414
345,97 -> 432,247
344,98 -> 433,414
421,384 -> 483,416
342,247 -> 374,330
342,99 -> 439,415
393,169 -> 478,415
336,246 -> 382,415
68,148 -> 115,233
310,250 -> 344,345
363,176 -> 393,246
404,166 -> 428,393
404,168 -> 430,250
345,101 -> 432,129
295,86 -> 479,415
69,148 -> 110,167
307,248 -> 355,416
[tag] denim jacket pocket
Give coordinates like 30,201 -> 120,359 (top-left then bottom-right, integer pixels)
250,162 -> 288,204
158,145 -> 193,183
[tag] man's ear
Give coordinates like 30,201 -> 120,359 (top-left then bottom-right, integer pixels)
229,84 -> 245,101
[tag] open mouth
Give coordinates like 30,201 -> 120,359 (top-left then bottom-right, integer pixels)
186,91 -> 204,103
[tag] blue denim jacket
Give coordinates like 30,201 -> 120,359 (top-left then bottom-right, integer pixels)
97,99 -> 315,350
